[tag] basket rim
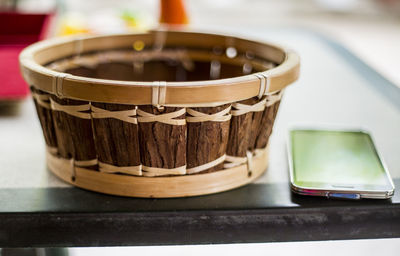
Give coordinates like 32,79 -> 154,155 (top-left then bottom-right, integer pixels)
19,30 -> 300,106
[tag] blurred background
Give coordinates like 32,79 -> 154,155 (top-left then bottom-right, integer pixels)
1,0 -> 400,90
1,0 -> 399,103
1,0 -> 399,255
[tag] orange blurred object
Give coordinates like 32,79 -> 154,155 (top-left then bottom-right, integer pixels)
159,0 -> 189,25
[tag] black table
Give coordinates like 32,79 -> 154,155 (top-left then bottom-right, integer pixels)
1,180 -> 400,247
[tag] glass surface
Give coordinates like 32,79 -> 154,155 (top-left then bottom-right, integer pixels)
291,130 -> 391,187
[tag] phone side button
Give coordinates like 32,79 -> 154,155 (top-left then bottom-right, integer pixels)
328,193 -> 361,200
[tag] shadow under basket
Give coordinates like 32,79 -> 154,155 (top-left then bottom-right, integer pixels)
20,30 -> 300,198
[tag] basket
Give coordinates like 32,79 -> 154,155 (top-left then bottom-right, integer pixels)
19,30 -> 300,198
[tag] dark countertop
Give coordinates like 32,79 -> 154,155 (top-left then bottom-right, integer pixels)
1,180 -> 399,247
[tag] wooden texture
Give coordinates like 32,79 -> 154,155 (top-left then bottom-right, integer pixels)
91,102 -> 140,167
138,106 -> 186,171
46,146 -> 269,198
187,104 -> 230,172
50,96 -> 96,166
226,97 -> 259,157
247,99 -> 266,151
30,87 -> 58,149
255,100 -> 281,149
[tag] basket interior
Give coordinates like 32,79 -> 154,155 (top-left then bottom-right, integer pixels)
46,46 -> 277,82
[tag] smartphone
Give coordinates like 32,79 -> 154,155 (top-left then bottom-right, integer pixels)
288,128 -> 395,199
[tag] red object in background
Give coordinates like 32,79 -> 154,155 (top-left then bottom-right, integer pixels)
159,0 -> 189,25
0,13 -> 51,101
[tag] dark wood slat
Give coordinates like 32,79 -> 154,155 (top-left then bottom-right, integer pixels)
50,96 -> 96,165
91,102 -> 140,167
187,104 -> 231,173
138,106 -> 186,171
30,87 -> 58,149
255,100 -> 281,149
227,97 -> 259,157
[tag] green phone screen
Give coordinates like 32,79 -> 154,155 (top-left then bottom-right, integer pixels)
291,130 -> 391,188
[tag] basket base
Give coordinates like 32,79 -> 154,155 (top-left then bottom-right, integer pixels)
46,148 -> 268,198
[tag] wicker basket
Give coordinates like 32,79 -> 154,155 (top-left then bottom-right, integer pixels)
19,30 -> 300,198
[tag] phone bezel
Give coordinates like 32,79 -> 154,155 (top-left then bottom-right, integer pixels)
287,126 -> 395,199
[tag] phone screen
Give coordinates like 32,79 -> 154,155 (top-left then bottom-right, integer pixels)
290,130 -> 393,190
